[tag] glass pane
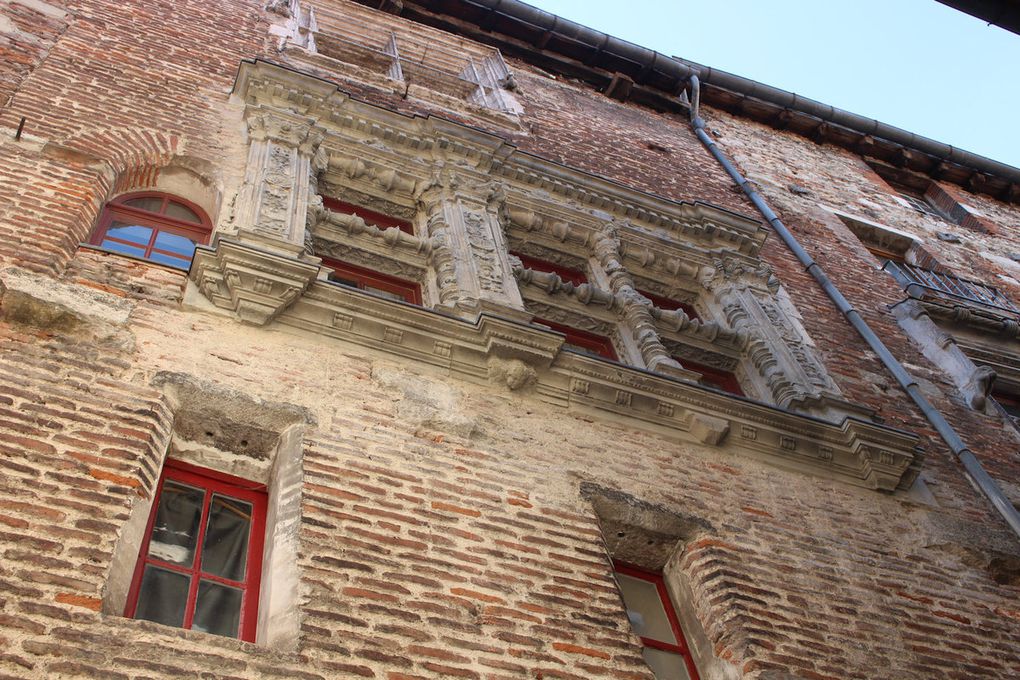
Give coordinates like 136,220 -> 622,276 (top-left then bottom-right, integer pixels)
200,494 -> 252,581
148,481 -> 205,566
642,647 -> 692,680
106,222 -> 153,245
617,573 -> 678,645
364,285 -> 407,302
154,231 -> 198,256
134,565 -> 190,628
149,250 -> 192,269
164,200 -> 202,223
100,239 -> 147,258
192,580 -> 242,638
123,197 -> 165,213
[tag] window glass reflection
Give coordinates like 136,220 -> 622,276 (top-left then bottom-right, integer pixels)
148,481 -> 204,566
106,223 -> 153,245
201,494 -> 252,581
134,566 -> 190,628
154,231 -> 197,256
193,580 -> 242,638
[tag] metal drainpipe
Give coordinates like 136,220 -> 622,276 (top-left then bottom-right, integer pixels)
686,75 -> 1020,539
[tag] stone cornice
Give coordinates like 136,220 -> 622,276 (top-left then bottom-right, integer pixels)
232,59 -> 768,257
194,238 -> 920,492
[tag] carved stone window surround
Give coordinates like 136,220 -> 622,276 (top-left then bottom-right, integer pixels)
205,60 -> 908,471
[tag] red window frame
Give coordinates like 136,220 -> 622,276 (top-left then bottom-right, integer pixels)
681,359 -> 744,396
322,197 -> 414,234
124,460 -> 267,642
614,562 -> 701,680
638,289 -> 699,320
535,318 -> 618,361
512,252 -> 588,286
322,257 -> 423,305
88,191 -> 212,269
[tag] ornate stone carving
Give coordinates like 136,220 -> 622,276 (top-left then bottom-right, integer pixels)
191,239 -> 319,326
232,107 -> 326,258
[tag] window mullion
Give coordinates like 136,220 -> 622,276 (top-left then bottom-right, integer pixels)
183,485 -> 214,630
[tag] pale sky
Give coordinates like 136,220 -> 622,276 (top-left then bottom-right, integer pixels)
526,0 -> 1020,169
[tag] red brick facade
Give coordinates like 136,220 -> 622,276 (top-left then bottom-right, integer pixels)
1,1 -> 1019,679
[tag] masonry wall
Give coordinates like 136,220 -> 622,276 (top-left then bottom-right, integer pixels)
1,2 -> 1020,680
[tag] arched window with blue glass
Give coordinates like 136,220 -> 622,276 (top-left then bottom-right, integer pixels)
89,191 -> 212,269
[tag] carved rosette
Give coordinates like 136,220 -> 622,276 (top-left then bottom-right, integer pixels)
191,239 -> 320,326
233,107 -> 326,257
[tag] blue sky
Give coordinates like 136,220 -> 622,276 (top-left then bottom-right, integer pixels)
526,1 -> 1020,168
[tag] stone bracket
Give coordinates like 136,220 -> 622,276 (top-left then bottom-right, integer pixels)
191,239 -> 320,326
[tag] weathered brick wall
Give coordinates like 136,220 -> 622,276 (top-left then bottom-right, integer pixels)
1,1 -> 1020,679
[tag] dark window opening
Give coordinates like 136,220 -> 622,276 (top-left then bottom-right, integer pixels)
615,562 -> 700,680
323,258 -> 422,305
535,318 -> 617,360
680,359 -> 743,396
125,460 -> 267,642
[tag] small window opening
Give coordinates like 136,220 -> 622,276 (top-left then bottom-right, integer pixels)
323,258 -> 422,305
615,562 -> 700,680
125,460 -> 267,642
535,318 -> 617,360
681,359 -> 743,396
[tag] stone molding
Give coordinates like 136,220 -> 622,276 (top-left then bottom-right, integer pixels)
191,238 -> 320,325
204,60 -> 924,489
265,263 -> 919,492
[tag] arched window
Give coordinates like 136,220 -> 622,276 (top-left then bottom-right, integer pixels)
89,192 -> 212,269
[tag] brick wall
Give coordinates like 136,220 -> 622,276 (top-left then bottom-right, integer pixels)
1,1 -> 1019,679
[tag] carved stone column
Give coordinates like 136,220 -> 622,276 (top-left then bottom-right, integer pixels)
233,107 -> 326,258
418,168 -> 526,319
592,223 -> 699,380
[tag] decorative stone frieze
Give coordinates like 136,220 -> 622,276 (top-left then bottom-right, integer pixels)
274,275 -> 921,491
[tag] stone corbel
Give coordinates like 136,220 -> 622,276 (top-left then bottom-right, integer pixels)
232,107 -> 326,258
191,239 -> 319,326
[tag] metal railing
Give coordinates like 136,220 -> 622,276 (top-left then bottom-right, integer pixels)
883,260 -> 1020,315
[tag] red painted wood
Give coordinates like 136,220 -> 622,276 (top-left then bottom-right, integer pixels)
322,258 -> 423,305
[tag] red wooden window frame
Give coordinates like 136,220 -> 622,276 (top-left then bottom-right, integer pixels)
638,289 -> 699,320
88,191 -> 212,269
512,252 -> 588,286
681,359 -> 744,397
124,460 -> 267,642
615,562 -> 701,680
321,197 -> 414,234
322,257 -> 423,305
535,318 -> 618,361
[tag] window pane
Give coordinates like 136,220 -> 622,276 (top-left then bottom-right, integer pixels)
192,580 -> 242,638
123,197 -> 165,213
617,573 -> 678,645
134,565 -> 190,628
100,239 -> 147,258
148,481 -> 205,566
163,200 -> 202,223
642,647 -> 692,680
200,494 -> 252,581
154,231 -> 198,256
106,222 -> 153,245
364,285 -> 407,302
148,250 -> 192,269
